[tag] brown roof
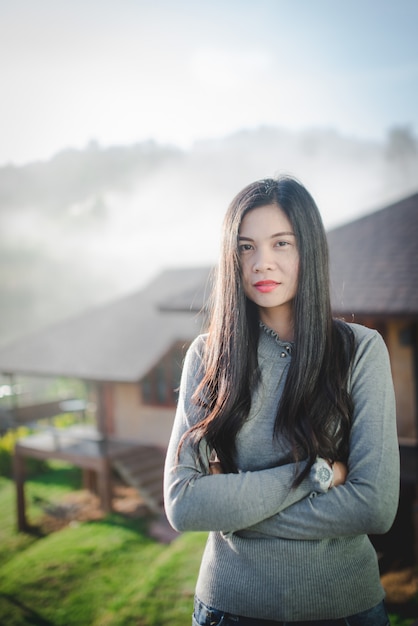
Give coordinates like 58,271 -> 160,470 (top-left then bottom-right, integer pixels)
163,193 -> 418,317
0,267 -> 211,382
328,192 -> 418,316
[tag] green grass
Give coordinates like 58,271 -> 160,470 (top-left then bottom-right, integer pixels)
0,467 -> 206,625
0,518 -> 205,625
0,466 -> 416,625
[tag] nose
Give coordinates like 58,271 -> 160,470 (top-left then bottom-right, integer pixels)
253,247 -> 276,272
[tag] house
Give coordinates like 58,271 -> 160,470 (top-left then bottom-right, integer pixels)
328,192 -> 418,447
0,266 -> 212,446
0,266 -> 211,525
327,192 -> 418,569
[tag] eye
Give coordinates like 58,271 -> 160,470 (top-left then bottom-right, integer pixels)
274,240 -> 290,248
238,243 -> 254,252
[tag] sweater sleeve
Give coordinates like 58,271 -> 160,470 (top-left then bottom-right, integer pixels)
164,335 -> 323,533
244,328 -> 400,540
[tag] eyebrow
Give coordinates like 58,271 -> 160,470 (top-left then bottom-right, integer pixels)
238,231 -> 295,240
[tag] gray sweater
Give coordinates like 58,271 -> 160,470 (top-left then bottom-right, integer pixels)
164,323 -> 399,620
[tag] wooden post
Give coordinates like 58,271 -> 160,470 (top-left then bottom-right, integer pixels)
13,446 -> 28,532
96,381 -> 115,437
97,456 -> 112,513
82,468 -> 97,492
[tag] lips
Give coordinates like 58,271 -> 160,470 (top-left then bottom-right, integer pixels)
254,280 -> 279,293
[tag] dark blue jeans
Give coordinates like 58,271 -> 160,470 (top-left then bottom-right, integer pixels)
192,596 -> 390,626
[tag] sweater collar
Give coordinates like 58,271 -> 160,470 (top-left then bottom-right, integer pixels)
259,321 -> 294,354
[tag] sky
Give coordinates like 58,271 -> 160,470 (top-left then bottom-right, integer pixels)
1,0 -> 417,166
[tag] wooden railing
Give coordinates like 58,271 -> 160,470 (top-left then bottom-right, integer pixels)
10,398 -> 86,425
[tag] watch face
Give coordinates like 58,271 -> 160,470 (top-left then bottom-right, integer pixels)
317,465 -> 332,483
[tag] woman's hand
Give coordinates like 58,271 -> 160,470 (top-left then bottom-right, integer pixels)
332,461 -> 348,487
209,459 -> 223,474
209,451 -> 223,474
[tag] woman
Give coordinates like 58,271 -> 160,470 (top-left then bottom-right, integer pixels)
164,176 -> 399,625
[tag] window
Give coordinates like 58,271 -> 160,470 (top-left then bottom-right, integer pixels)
140,341 -> 190,407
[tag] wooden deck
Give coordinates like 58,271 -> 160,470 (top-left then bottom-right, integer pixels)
13,425 -> 165,531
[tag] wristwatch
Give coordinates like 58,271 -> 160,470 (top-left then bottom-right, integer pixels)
313,458 -> 334,492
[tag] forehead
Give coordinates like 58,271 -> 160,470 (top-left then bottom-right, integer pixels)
239,203 -> 294,235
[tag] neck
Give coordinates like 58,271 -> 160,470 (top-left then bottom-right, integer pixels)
259,307 -> 295,342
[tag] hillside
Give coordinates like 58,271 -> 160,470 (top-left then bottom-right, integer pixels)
0,141 -> 182,344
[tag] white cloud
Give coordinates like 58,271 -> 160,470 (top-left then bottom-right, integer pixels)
190,47 -> 272,89
0,0 -> 417,164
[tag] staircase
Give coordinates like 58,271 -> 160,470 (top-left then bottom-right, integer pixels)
113,445 -> 166,515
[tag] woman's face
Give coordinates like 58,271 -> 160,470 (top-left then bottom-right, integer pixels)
238,203 -> 299,327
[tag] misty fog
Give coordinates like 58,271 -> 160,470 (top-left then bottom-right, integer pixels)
1,125 -> 417,346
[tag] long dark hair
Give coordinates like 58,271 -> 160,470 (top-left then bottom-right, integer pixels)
183,176 -> 355,484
